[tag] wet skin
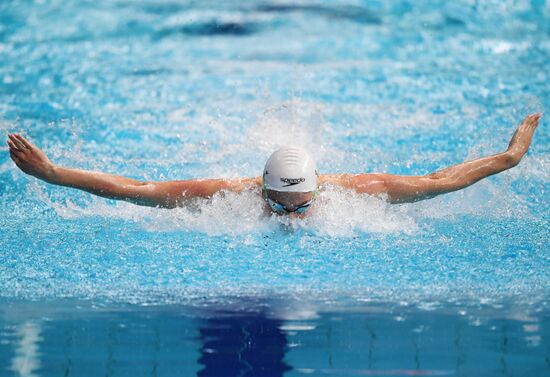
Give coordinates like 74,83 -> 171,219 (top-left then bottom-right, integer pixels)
6,113 -> 541,212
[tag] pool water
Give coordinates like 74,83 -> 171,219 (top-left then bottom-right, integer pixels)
0,0 -> 549,376
1,299 -> 548,376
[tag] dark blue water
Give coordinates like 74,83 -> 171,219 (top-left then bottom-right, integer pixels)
1,299 -> 549,376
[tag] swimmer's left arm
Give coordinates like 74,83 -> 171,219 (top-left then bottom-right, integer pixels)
7,133 -> 261,208
330,113 -> 541,203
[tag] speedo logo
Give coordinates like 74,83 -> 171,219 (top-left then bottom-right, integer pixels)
280,177 -> 305,187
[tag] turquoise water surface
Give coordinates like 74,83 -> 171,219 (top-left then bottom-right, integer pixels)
0,0 -> 549,376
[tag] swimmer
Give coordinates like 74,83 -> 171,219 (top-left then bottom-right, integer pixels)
6,113 -> 541,217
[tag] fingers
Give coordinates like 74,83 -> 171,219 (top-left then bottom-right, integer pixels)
7,133 -> 37,153
9,149 -> 24,171
518,114 -> 541,133
14,134 -> 34,150
7,139 -> 23,154
9,149 -> 21,164
6,134 -> 37,172
7,139 -> 27,171
8,134 -> 27,151
526,113 -> 541,128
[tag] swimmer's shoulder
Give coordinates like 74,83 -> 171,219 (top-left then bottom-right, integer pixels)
228,176 -> 262,192
319,173 -> 387,194
319,174 -> 352,187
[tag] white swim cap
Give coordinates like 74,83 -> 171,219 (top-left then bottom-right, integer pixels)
263,146 -> 318,193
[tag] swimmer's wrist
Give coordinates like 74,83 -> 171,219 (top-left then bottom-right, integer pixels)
43,164 -> 59,183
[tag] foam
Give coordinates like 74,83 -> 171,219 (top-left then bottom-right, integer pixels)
30,173 -> 539,240
31,181 -> 415,238
25,96 -> 546,239
1,0 -> 548,307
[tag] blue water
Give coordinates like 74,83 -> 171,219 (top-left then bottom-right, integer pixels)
0,0 -> 549,375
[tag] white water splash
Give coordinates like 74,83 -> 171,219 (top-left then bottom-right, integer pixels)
31,180 -> 418,238
27,156 -> 543,239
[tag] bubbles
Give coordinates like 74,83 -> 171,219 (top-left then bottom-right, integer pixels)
30,180 -> 416,238
0,0 -> 548,308
2,87 -> 547,307
27,158 -> 543,241
292,186 -> 418,237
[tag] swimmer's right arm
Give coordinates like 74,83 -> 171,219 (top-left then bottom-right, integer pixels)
7,134 -> 261,208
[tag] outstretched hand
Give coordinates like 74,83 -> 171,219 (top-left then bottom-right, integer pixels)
7,133 -> 56,181
506,113 -> 541,164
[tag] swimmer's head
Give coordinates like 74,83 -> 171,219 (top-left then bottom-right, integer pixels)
262,146 -> 318,215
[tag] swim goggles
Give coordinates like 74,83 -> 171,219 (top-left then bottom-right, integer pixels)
265,196 -> 314,214
262,182 -> 318,214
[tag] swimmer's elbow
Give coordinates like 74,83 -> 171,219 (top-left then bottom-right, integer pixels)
386,176 -> 452,204
502,151 -> 521,168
